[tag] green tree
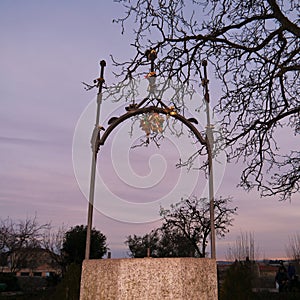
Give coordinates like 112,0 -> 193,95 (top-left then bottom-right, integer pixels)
156,227 -> 196,257
126,231 -> 159,258
51,263 -> 81,300
125,228 -> 195,258
220,261 -> 254,300
62,225 -> 107,265
114,0 -> 299,201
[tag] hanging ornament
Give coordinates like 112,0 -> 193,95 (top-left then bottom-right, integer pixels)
140,113 -> 164,136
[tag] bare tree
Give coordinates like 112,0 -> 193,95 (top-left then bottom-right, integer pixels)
160,196 -> 237,257
226,232 -> 260,261
42,225 -> 67,274
112,0 -> 300,200
286,233 -> 300,262
0,216 -> 50,272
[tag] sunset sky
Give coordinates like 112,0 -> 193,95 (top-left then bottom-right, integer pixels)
1,0 -> 299,260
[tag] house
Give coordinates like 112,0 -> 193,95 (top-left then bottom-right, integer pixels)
1,248 -> 62,278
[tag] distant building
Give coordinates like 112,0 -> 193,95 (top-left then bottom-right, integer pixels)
1,248 -> 61,278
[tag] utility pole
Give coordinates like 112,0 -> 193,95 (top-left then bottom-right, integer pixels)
85,60 -> 106,260
202,60 -> 216,259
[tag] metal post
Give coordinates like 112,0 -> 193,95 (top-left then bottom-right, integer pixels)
202,60 -> 216,259
85,60 -> 106,260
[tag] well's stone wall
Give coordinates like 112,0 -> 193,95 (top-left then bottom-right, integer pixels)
80,257 -> 217,300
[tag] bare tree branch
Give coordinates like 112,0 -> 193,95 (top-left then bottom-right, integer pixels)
112,0 -> 300,200
160,196 -> 237,257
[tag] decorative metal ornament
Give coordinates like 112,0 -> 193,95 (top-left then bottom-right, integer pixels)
140,113 -> 164,136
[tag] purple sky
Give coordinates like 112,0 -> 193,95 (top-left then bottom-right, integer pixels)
1,0 -> 299,260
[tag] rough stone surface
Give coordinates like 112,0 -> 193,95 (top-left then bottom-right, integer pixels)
80,258 -> 217,300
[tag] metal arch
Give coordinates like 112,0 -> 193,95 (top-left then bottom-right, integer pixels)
85,57 -> 216,261
98,106 -> 207,148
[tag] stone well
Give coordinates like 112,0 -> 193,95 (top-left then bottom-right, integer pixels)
80,257 -> 217,300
